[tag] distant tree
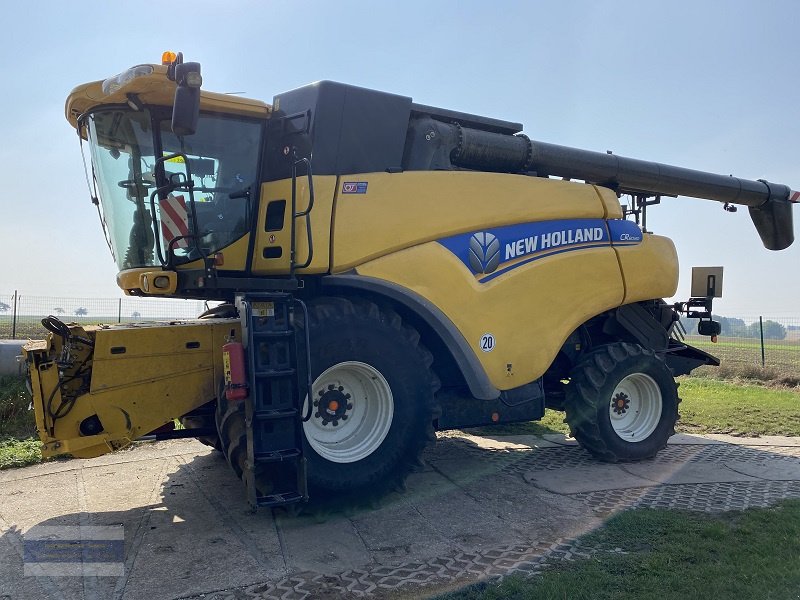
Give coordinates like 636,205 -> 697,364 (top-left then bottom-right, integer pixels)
53,307 -> 65,315
713,315 -> 748,337
131,311 -> 141,319
0,301 -> 9,313
75,307 -> 88,316
753,320 -> 787,341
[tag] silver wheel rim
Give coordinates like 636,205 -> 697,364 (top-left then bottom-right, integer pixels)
302,361 -> 394,463
608,373 -> 662,442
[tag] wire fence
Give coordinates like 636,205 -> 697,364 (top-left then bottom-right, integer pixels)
1,291 -> 798,375
681,315 -> 800,377
0,291 -> 215,341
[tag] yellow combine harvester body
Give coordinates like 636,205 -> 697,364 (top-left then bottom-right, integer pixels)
23,54 -> 795,507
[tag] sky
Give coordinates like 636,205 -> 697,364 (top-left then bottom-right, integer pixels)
0,0 -> 798,318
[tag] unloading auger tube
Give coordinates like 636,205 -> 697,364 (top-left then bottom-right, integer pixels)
427,123 -> 798,251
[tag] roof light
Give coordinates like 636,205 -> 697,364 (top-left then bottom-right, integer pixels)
101,65 -> 154,96
162,51 -> 177,65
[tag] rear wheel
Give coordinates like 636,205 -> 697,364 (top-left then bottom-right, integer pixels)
564,342 -> 679,462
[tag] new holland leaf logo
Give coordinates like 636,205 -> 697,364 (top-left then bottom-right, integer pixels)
468,232 -> 500,274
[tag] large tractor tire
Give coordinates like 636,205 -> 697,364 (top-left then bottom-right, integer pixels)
564,342 -> 679,462
216,297 -> 441,502
216,389 -> 247,479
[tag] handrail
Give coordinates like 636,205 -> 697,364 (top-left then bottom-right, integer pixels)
290,151 -> 315,272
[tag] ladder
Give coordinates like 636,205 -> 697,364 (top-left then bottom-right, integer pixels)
241,292 -> 309,509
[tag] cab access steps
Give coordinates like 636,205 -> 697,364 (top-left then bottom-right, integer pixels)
241,293 -> 310,509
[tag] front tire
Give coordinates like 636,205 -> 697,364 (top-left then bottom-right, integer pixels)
215,297 -> 441,503
564,342 -> 679,462
299,298 -> 440,498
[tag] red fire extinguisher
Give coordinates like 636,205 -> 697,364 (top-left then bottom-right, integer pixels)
222,341 -> 248,401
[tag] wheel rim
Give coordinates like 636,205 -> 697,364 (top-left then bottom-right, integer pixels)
302,361 -> 394,463
608,373 -> 662,442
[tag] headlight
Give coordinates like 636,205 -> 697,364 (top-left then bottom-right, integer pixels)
101,65 -> 155,95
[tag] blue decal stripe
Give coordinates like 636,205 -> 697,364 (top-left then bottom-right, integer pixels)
437,217 -> 643,284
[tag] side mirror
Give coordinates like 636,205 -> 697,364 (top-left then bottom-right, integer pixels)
172,62 -> 202,136
698,320 -> 721,337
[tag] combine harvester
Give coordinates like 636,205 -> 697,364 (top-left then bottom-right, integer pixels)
24,52 -> 797,509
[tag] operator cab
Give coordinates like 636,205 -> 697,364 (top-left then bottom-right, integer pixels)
82,108 -> 262,271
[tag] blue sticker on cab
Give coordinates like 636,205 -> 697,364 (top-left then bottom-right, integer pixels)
342,181 -> 368,194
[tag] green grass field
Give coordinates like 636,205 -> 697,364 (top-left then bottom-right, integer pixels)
686,336 -> 800,384
0,375 -> 40,469
678,377 -> 800,436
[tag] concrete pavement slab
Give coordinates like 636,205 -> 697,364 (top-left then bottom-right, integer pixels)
668,433 -> 725,445
459,433 -> 561,449
723,460 -> 800,481
621,462 -> 759,485
403,469 -> 519,552
350,502 -> 451,564
703,434 -> 800,447
276,512 -> 372,575
522,464 -> 656,494
0,439 -> 211,485
541,434 -> 579,446
176,454 -> 286,570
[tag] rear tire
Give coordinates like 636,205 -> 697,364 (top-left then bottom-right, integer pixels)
564,342 -> 679,462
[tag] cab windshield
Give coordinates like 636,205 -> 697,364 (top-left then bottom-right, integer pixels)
83,108 -> 261,270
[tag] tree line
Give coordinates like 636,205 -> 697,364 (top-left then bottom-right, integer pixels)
681,315 -> 787,340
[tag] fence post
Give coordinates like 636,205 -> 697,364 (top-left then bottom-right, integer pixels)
118,298 -> 122,324
11,290 -> 18,340
759,316 -> 765,367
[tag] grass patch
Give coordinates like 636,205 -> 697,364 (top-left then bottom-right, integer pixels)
678,377 -> 800,436
0,438 -> 41,469
0,375 -> 35,437
438,500 -> 800,600
0,375 -> 41,469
